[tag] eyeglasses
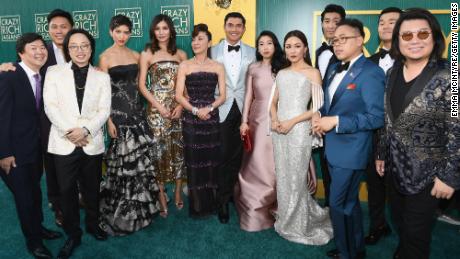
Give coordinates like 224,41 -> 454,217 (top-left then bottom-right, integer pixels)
68,44 -> 91,52
399,30 -> 431,41
331,36 -> 360,46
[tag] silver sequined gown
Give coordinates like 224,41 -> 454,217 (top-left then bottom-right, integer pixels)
272,69 -> 333,245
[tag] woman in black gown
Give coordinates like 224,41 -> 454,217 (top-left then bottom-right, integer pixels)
175,24 -> 226,218
98,15 -> 160,235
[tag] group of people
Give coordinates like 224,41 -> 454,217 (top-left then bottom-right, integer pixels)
0,4 -> 458,259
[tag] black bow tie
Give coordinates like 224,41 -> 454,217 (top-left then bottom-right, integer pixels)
336,62 -> 350,73
379,48 -> 390,59
321,42 -> 333,51
228,45 -> 241,52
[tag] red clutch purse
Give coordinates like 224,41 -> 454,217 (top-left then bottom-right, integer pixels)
242,131 -> 252,152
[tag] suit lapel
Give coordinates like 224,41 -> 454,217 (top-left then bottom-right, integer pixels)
80,66 -> 95,115
385,62 -> 401,123
236,44 -> 251,86
15,64 -> 38,111
330,56 -> 365,109
323,63 -> 338,112
402,60 -> 439,113
63,62 -> 81,115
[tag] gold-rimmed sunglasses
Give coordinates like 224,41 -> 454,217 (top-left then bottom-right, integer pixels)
399,30 -> 431,41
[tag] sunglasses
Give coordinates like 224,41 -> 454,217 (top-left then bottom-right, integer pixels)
399,30 -> 431,41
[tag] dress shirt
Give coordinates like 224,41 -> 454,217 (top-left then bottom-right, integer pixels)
19,61 -> 40,97
318,45 -> 334,79
223,40 -> 242,86
53,42 -> 66,65
378,48 -> 394,74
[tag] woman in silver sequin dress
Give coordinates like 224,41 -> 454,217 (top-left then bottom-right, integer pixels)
270,30 -> 333,245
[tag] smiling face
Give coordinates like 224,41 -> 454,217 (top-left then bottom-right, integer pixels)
19,39 -> 48,71
68,33 -> 92,67
110,25 -> 131,47
322,12 -> 342,41
48,16 -> 72,47
257,35 -> 275,60
284,36 -> 307,64
154,20 -> 171,44
378,12 -> 401,43
224,17 -> 245,45
191,31 -> 211,56
398,19 -> 434,62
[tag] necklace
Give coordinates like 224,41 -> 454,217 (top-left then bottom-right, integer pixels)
194,56 -> 208,65
75,84 -> 85,90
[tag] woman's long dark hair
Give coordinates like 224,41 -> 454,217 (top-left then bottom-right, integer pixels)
282,30 -> 312,68
255,30 -> 285,76
145,14 -> 177,55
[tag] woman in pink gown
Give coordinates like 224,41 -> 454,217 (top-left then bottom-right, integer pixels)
235,31 -> 285,231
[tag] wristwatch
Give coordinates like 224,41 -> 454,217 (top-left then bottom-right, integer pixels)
82,127 -> 90,137
192,107 -> 198,115
207,104 -> 214,112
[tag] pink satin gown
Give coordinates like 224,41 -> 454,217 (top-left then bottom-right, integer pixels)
235,62 -> 277,231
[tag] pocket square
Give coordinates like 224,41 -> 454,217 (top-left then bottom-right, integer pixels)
346,83 -> 356,90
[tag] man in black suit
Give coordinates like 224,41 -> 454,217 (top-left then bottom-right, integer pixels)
366,7 -> 402,246
0,33 -> 62,259
0,9 -> 74,227
314,4 -> 345,207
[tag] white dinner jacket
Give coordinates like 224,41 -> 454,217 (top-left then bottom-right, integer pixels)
211,40 -> 255,122
43,62 -> 111,156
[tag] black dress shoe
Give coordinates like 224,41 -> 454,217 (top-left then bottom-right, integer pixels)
355,250 -> 366,259
57,238 -> 81,259
41,226 -> 63,240
27,243 -> 53,259
365,225 -> 391,245
86,226 -> 108,241
326,249 -> 340,258
218,203 -> 229,224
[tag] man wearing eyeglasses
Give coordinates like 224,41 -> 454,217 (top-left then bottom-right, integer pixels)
312,19 -> 385,259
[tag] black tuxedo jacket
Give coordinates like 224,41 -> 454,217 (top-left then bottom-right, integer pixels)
0,64 -> 42,165
315,44 -> 339,81
368,52 -> 380,65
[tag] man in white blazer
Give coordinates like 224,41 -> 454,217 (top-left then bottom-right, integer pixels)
211,12 -> 255,224
43,29 -> 111,258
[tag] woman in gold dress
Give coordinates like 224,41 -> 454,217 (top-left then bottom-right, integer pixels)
139,14 -> 187,217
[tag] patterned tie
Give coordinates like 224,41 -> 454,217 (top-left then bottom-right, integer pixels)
33,74 -> 41,110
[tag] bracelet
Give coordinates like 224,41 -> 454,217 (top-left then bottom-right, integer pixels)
192,107 -> 198,115
82,127 -> 90,137
207,104 -> 214,112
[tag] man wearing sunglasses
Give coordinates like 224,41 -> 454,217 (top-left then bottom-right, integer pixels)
365,7 -> 403,247
313,18 -> 385,259
376,8 -> 459,259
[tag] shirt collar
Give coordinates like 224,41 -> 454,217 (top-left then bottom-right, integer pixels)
343,53 -> 363,67
225,39 -> 241,47
19,61 -> 38,78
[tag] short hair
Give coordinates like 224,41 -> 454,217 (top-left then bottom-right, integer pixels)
336,18 -> 365,38
379,7 -> 403,20
224,12 -> 246,26
283,30 -> 312,67
321,4 -> 346,22
16,33 -> 46,60
47,9 -> 74,27
192,23 -> 212,58
62,29 -> 96,65
390,8 -> 445,61
109,14 -> 133,32
255,30 -> 285,75
145,14 -> 177,55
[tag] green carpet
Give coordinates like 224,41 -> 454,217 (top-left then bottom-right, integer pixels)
1,180 -> 459,259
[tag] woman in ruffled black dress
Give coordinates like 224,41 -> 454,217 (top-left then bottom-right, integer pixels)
98,15 -> 160,235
